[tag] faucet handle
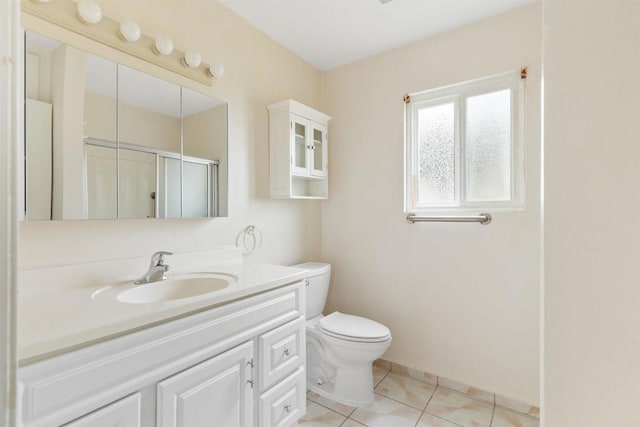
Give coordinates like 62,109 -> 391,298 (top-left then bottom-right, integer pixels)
150,251 -> 173,267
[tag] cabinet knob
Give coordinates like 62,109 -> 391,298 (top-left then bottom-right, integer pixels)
284,403 -> 292,413
283,348 -> 291,357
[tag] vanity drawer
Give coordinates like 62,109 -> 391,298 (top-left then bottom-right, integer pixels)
259,316 -> 305,392
259,367 -> 306,427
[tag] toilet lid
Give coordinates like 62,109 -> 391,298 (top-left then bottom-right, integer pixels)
318,312 -> 390,342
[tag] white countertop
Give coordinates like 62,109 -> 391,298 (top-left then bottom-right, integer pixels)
18,254 -> 308,364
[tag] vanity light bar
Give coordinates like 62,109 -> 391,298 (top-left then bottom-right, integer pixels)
23,0 -> 222,86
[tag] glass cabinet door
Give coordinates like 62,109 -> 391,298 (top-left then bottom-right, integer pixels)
309,122 -> 327,177
291,114 -> 309,175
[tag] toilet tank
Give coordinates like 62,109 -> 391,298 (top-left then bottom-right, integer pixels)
292,262 -> 331,319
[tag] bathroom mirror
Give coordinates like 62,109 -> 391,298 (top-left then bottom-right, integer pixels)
24,30 -> 228,220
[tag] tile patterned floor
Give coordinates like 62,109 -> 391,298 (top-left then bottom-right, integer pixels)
297,365 -> 539,427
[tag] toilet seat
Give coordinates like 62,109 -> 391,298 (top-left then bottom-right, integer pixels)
318,312 -> 391,343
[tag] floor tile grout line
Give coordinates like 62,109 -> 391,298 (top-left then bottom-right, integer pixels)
306,397 -> 355,419
421,385 -> 491,427
421,385 -> 462,427
412,387 -> 464,427
374,368 -> 390,387
489,401 -> 496,426
375,369 -> 438,411
372,390 -> 431,412
427,412 -> 465,427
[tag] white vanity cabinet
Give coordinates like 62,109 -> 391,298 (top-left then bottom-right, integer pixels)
18,281 -> 306,427
64,394 -> 141,427
268,100 -> 331,199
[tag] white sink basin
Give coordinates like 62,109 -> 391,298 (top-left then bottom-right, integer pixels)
93,273 -> 237,304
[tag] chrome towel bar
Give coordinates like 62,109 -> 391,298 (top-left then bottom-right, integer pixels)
406,213 -> 492,225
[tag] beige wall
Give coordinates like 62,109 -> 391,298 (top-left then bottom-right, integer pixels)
84,91 -> 181,153
20,1 -> 322,267
183,105 -> 227,160
320,4 -> 541,405
543,1 -> 640,425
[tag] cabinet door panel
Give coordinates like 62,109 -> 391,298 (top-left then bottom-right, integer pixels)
290,114 -> 310,176
309,122 -> 327,177
157,341 -> 253,427
63,393 -> 141,427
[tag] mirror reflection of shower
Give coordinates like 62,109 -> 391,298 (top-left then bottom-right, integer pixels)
24,30 -> 228,221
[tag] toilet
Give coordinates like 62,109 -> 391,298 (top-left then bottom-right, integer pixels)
294,262 -> 392,407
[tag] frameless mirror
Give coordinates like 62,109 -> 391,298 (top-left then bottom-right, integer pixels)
23,30 -> 228,220
117,65 -> 181,219
182,87 -> 228,217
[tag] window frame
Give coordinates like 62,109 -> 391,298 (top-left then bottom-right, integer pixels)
404,71 -> 525,213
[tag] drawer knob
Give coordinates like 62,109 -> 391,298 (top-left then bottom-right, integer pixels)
283,349 -> 291,357
284,403 -> 292,413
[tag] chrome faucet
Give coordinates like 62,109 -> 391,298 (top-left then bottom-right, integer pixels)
134,251 -> 173,285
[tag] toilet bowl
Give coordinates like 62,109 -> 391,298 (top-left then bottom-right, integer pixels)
293,262 -> 392,407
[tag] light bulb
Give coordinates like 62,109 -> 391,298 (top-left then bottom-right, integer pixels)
76,1 -> 102,24
182,51 -> 202,68
152,36 -> 173,56
119,21 -> 141,42
207,62 -> 224,79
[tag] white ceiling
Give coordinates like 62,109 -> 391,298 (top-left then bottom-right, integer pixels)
220,0 -> 535,71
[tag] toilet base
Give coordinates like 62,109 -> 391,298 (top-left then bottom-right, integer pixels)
305,315 -> 391,407
306,363 -> 375,407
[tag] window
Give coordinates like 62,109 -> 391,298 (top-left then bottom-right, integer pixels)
405,71 -> 524,211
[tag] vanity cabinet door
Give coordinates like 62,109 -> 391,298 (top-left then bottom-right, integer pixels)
63,393 -> 141,427
157,341 -> 254,427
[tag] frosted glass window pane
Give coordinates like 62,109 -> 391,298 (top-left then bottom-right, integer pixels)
417,103 -> 455,204
465,90 -> 511,202
294,122 -> 306,168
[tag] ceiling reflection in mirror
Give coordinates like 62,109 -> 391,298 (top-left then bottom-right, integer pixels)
24,30 -> 228,221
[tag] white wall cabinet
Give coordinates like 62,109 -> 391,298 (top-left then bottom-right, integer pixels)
268,100 -> 331,199
18,282 -> 305,427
